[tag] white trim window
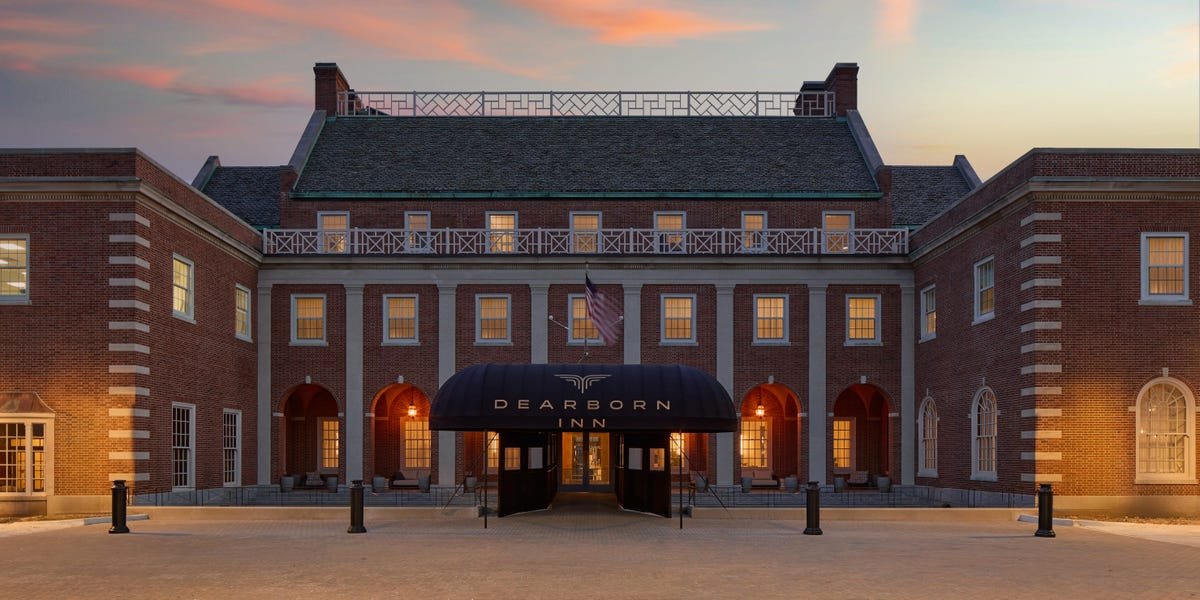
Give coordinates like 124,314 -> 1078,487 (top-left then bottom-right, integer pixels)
486,212 -> 517,254
172,255 -> 195,321
383,294 -> 419,344
476,294 -> 511,344
404,211 -> 431,252
823,211 -> 854,254
973,257 -> 995,323
0,235 -> 29,303
318,211 -> 349,254
0,419 -> 51,495
570,212 -> 601,254
291,294 -> 327,345
660,294 -> 696,344
319,417 -> 339,473
234,284 -> 252,341
846,294 -> 881,344
654,211 -> 686,253
753,294 -> 788,343
1140,233 -> 1189,304
404,418 -> 431,468
741,211 -> 767,253
920,285 -> 936,341
918,397 -> 938,478
222,409 -> 241,486
970,388 -> 998,481
832,417 -> 854,471
567,294 -> 599,343
1134,377 -> 1196,484
172,403 -> 195,490
739,418 -> 769,469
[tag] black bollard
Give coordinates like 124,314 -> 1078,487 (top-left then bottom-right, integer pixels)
803,481 -> 823,535
348,479 -> 366,534
109,480 -> 129,534
1035,483 -> 1055,538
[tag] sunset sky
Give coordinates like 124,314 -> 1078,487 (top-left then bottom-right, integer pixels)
0,0 -> 1196,182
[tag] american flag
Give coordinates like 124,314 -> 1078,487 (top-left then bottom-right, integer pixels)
584,275 -> 621,345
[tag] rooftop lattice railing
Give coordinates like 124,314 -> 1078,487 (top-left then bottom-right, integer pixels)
336,91 -> 835,117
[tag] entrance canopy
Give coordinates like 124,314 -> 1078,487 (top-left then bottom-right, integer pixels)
431,363 -> 736,433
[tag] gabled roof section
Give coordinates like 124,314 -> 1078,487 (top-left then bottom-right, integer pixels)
200,165 -> 284,228
293,116 -> 880,197
888,164 -> 974,228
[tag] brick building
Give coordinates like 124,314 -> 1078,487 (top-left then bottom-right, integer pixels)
1,62 -> 1197,516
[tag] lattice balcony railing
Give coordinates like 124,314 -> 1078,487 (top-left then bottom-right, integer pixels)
337,91 -> 835,117
262,228 -> 908,256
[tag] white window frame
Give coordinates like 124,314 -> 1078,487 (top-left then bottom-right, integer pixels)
317,211 -> 350,254
172,254 -> 195,322
172,402 -> 196,491
318,417 -> 339,474
741,211 -> 767,253
485,211 -> 518,254
660,293 -> 697,345
822,211 -> 855,254
973,256 -> 995,324
653,211 -> 687,254
1140,233 -> 1191,305
1133,377 -> 1197,484
919,284 -> 936,342
845,294 -> 882,345
739,417 -> 770,469
832,416 -> 855,472
404,211 -> 432,253
0,234 -> 30,304
290,294 -> 328,346
970,388 -> 998,482
752,294 -> 789,344
234,284 -> 252,342
475,294 -> 512,344
222,409 -> 241,487
566,293 -> 599,344
0,416 -> 54,497
404,417 -> 432,469
918,396 -> 938,478
382,294 -> 419,345
570,211 -> 602,254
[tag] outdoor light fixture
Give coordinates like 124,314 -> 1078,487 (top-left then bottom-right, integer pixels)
408,400 -> 417,417
755,400 -> 765,418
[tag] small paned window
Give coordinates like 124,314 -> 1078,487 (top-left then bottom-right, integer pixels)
661,295 -> 695,343
0,237 -> 29,301
974,258 -> 995,322
291,295 -> 326,344
846,295 -> 880,343
739,418 -> 768,468
823,212 -> 853,253
1135,379 -> 1196,483
832,417 -> 853,470
742,212 -> 766,252
0,421 -> 48,494
404,418 -> 431,469
654,212 -> 686,253
318,212 -> 349,253
172,403 -> 195,489
568,295 -> 599,342
404,212 -> 431,252
920,285 -> 936,340
235,285 -> 252,340
172,256 -> 195,320
918,398 -> 938,477
754,295 -> 787,342
971,388 -> 997,480
476,295 -> 511,343
669,433 -> 686,467
1141,233 -> 1189,303
487,213 -> 517,253
319,418 -> 339,471
222,410 -> 241,486
384,295 -> 418,343
571,213 -> 601,253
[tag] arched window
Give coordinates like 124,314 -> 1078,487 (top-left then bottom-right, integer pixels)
918,396 -> 937,478
1135,378 -> 1196,484
971,388 -> 997,481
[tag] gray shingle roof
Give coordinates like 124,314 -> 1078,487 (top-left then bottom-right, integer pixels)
888,166 -> 973,227
201,167 -> 282,228
294,117 -> 879,195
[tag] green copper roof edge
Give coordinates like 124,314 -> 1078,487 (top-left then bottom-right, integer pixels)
289,191 -> 883,200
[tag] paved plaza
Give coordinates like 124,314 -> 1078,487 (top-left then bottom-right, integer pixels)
3,503 -> 1199,599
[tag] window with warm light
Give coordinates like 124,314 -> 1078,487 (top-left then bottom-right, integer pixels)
823,211 -> 853,253
568,295 -> 599,342
405,211 -> 431,252
172,255 -> 194,320
291,295 -> 326,344
832,417 -> 853,470
0,236 -> 29,302
486,212 -> 517,253
741,212 -> 766,252
476,295 -> 511,343
172,403 -> 195,489
319,418 -> 339,471
318,212 -> 349,253
222,410 -> 241,486
234,285 -> 252,341
654,212 -> 686,253
739,418 -> 768,468
661,294 -> 695,343
383,294 -> 418,344
919,285 -> 936,341
405,418 -> 431,469
571,212 -> 600,253
918,397 -> 938,477
846,295 -> 880,343
0,420 -> 49,495
1141,233 -> 1189,303
971,388 -> 997,480
754,295 -> 787,343
485,430 -> 500,470
669,432 -> 686,467
1135,379 -> 1195,483
974,257 -> 995,322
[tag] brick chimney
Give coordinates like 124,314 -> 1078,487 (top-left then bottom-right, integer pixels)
313,62 -> 351,116
824,62 -> 858,117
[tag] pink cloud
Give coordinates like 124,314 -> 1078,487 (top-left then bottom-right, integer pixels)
0,13 -> 95,37
87,65 -> 307,107
877,0 -> 918,45
0,40 -> 92,73
512,0 -> 770,46
182,36 -> 281,57
92,64 -> 184,89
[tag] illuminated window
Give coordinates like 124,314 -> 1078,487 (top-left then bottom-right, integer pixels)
654,212 -> 686,253
476,294 -> 511,343
742,212 -> 766,252
172,255 -> 194,320
971,388 -> 997,480
172,403 -> 195,489
846,295 -> 880,343
487,212 -> 517,253
832,418 -> 853,470
661,294 -> 695,343
568,295 -> 599,342
222,410 -> 241,486
485,431 -> 499,470
0,421 -> 49,495
234,285 -> 252,341
754,295 -> 787,343
291,295 -> 326,344
504,447 -> 521,470
318,211 -> 349,253
918,397 -> 938,477
823,211 -> 853,253
571,212 -> 600,253
1135,379 -> 1195,483
974,257 -> 995,322
404,418 -> 431,469
739,418 -> 768,468
669,433 -> 686,468
920,285 -> 936,341
405,211 -> 431,252
319,418 -> 339,471
1141,233 -> 1188,303
383,295 -> 418,343
0,236 -> 29,302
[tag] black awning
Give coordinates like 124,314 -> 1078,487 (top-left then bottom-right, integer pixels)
431,363 -> 736,433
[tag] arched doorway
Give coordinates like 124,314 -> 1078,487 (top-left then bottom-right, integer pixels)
370,384 -> 432,482
831,384 -> 894,485
738,383 -> 802,482
278,384 -> 340,478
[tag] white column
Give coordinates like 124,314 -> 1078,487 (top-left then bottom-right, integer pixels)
344,283 -> 364,483
256,283 -> 272,486
900,284 -> 916,486
530,283 -> 549,364
622,283 -> 642,364
715,284 -> 735,487
437,284 -> 458,487
807,284 -> 828,484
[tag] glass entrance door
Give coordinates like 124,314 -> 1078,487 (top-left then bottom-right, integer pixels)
560,432 -> 612,490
